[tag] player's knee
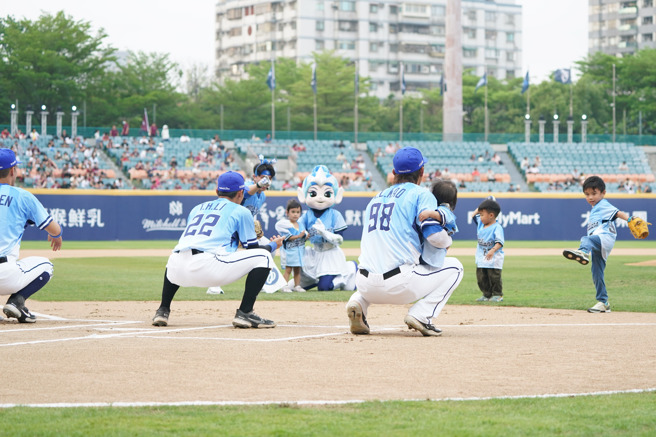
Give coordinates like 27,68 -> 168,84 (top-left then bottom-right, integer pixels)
317,275 -> 335,291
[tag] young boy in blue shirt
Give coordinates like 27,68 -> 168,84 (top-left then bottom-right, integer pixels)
563,176 -> 632,313
471,198 -> 505,302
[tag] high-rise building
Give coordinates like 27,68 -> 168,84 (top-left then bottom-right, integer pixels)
214,1 -> 522,99
589,0 -> 656,56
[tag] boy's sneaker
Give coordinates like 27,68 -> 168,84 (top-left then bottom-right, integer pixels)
346,301 -> 370,335
404,315 -> 442,337
293,285 -> 306,293
563,249 -> 590,265
232,309 -> 276,329
475,296 -> 489,302
587,301 -> 611,313
280,285 -> 293,293
489,296 -> 504,302
152,308 -> 170,326
3,294 -> 36,324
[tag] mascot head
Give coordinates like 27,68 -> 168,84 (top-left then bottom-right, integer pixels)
298,165 -> 344,210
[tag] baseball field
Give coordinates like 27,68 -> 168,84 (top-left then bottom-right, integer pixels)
1,239 -> 655,436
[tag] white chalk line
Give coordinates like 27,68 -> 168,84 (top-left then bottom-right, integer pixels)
0,387 -> 654,409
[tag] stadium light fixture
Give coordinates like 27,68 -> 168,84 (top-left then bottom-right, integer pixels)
525,114 -> 530,120
10,104 -> 16,110
553,114 -> 559,121
71,105 -> 77,112
582,114 -> 587,120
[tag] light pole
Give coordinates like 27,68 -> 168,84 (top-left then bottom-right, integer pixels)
40,105 -> 48,137
25,105 -> 34,136
553,114 -> 560,144
10,103 -> 18,136
71,105 -> 79,138
581,114 -> 588,144
538,115 -> 546,143
56,106 -> 64,138
420,100 -> 428,134
566,115 -> 574,143
524,114 -> 531,143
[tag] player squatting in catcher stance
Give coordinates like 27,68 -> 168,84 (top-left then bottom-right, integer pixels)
346,147 -> 464,336
152,171 -> 284,328
0,149 -> 63,323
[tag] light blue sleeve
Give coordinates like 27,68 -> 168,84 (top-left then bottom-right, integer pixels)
25,191 -> 52,229
237,207 -> 257,246
494,223 -> 505,246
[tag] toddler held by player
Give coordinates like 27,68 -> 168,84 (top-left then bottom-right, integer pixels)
418,179 -> 459,265
471,198 -> 505,302
563,175 -> 632,313
275,199 -> 308,292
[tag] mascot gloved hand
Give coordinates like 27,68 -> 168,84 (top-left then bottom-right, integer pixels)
311,219 -> 344,246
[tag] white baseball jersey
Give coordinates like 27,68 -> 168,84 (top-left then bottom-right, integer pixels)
0,184 -> 54,295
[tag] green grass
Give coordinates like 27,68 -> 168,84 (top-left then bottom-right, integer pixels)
38,245 -> 656,312
1,393 -> 655,436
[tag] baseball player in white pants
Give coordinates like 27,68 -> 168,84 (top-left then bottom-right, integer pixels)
0,149 -> 63,323
346,147 -> 463,336
152,171 -> 283,328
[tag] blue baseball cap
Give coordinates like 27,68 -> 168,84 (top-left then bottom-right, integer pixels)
393,147 -> 426,174
0,149 -> 21,170
217,171 -> 245,193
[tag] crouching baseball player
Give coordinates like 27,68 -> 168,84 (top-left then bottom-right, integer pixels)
346,147 -> 463,336
152,171 -> 284,328
0,149 -> 62,323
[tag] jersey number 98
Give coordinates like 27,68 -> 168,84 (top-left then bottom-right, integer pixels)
368,202 -> 395,232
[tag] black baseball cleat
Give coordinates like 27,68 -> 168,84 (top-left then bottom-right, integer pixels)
3,294 -> 37,323
346,301 -> 370,335
232,309 -> 276,329
404,315 -> 442,337
152,308 -> 170,326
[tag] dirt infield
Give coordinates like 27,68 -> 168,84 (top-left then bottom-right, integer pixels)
2,301 -> 656,405
3,247 -> 655,406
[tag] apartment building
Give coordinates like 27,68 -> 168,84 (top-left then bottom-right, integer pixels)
215,0 -> 522,99
589,0 -> 656,56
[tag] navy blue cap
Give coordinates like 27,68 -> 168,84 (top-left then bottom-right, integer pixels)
217,171 -> 245,193
0,149 -> 21,170
393,147 -> 426,174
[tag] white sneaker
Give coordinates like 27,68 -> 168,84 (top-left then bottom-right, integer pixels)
588,301 -> 611,313
293,285 -> 306,293
206,286 -> 224,295
280,285 -> 293,293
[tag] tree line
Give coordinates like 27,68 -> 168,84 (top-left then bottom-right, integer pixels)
1,11 -> 655,136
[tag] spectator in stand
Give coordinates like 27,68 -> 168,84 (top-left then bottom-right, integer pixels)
618,161 -> 629,171
642,184 -> 652,193
472,167 -> 481,182
334,140 -> 345,148
180,134 -> 190,143
61,129 -> 69,142
442,167 -> 451,179
170,156 -> 178,169
134,160 -> 145,171
520,157 -> 529,172
30,129 -> 39,141
492,153 -> 502,165
121,120 -> 130,136
385,142 -> 395,155
263,133 -> 272,143
527,162 -> 540,174
110,125 -> 119,137
373,147 -> 385,164
149,123 -> 158,137
508,183 -> 518,192
336,150 -> 347,162
485,168 -> 495,182
184,152 -> 194,168
1,128 -> 9,138
469,153 -> 477,162
156,142 -> 165,157
161,124 -> 170,142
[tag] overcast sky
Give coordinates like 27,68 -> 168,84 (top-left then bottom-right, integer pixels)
6,1 -> 588,83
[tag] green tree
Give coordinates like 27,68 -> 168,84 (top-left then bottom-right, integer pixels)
0,11 -> 115,124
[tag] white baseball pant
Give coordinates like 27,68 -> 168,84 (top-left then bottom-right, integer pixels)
0,256 -> 54,296
349,257 -> 463,324
166,248 -> 275,288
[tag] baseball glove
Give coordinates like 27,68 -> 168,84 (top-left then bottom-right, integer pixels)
628,216 -> 651,239
254,219 -> 264,239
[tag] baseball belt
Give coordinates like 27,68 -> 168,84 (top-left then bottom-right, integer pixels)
359,267 -> 401,280
173,249 -> 204,255
0,256 -> 7,264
